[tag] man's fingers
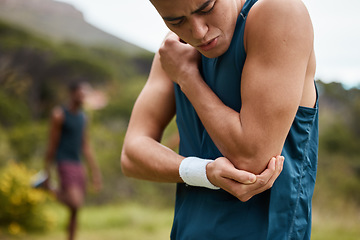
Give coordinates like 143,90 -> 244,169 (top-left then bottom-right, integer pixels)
224,168 -> 257,185
255,156 -> 284,187
276,155 -> 285,174
240,156 -> 285,201
211,156 -> 284,202
270,155 -> 285,183
163,31 -> 178,42
255,157 -> 276,183
165,31 -> 187,44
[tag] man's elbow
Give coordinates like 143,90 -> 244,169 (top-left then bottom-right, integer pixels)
232,156 -> 266,175
228,146 -> 272,175
120,150 -> 135,178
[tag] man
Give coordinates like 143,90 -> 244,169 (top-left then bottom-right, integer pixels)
43,81 -> 102,240
121,0 -> 318,239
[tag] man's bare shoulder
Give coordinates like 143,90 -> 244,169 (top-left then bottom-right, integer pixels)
245,0 -> 313,53
51,106 -> 64,123
250,0 -> 310,17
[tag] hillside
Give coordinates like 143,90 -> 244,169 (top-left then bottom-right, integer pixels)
0,0 -> 146,55
0,20 -> 153,121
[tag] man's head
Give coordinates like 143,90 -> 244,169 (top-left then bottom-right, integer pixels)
151,0 -> 244,58
68,80 -> 87,107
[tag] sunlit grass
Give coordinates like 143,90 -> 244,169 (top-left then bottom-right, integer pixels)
22,202 -> 173,240
2,202 -> 360,240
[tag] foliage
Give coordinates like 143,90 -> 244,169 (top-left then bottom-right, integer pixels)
95,76 -> 147,121
7,123 -> 47,164
320,118 -> 360,156
318,80 -> 360,141
85,122 -> 126,204
0,20 -> 152,120
0,127 -> 15,167
314,80 -> 360,209
314,153 -> 360,210
0,162 -> 56,235
0,90 -> 31,126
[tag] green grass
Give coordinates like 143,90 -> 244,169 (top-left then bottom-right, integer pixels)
312,208 -> 360,240
1,202 -> 173,240
1,203 -> 359,240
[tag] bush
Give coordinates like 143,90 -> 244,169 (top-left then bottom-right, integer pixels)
0,127 -> 15,167
0,162 -> 56,235
7,123 -> 47,163
0,90 -> 31,126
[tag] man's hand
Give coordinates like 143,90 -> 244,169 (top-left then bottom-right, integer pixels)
206,155 -> 284,202
159,32 -> 201,86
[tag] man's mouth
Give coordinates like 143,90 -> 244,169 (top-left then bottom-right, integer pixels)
198,37 -> 218,52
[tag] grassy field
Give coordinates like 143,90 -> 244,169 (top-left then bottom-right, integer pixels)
23,203 -> 173,240
1,202 -> 359,240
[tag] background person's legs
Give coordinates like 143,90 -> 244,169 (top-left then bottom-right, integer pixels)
57,162 -> 86,240
57,186 -> 84,240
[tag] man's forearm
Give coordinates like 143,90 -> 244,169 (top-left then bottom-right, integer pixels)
178,72 -> 271,174
121,136 -> 184,182
121,134 -> 284,200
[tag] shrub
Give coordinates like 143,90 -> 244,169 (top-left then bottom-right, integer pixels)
0,127 -> 15,167
0,162 -> 56,235
7,123 -> 46,163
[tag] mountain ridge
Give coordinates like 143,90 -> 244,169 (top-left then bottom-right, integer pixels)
0,0 -> 148,55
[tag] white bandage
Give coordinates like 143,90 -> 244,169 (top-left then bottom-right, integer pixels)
179,157 -> 220,190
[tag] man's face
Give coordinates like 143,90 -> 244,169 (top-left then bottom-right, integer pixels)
151,0 -> 242,58
71,85 -> 86,106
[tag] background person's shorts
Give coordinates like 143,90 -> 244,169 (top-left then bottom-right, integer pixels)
57,161 -> 86,194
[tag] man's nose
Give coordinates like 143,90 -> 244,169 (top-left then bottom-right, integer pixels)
189,16 -> 208,40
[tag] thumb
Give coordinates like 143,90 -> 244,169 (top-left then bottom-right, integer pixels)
227,169 -> 257,185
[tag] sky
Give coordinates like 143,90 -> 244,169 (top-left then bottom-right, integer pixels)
57,0 -> 360,87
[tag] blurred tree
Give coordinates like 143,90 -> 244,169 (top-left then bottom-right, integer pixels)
0,20 -> 152,121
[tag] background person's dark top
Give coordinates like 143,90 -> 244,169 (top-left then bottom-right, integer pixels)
56,107 -> 85,163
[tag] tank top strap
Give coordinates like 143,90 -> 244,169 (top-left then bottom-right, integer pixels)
240,0 -> 258,19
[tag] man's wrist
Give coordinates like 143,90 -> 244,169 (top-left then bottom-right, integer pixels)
178,69 -> 202,92
179,157 -> 220,190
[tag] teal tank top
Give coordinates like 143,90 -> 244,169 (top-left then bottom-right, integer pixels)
55,107 -> 86,163
171,0 -> 319,239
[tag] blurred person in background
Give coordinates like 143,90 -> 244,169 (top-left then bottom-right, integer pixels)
42,80 -> 102,240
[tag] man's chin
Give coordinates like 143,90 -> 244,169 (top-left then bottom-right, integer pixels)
199,47 -> 227,59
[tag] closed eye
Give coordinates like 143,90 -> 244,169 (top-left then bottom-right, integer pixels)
198,0 -> 216,15
163,16 -> 185,27
163,0 -> 216,27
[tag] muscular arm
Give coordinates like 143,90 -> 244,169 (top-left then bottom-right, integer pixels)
121,52 -> 183,182
237,0 -> 315,173
160,0 -> 315,174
